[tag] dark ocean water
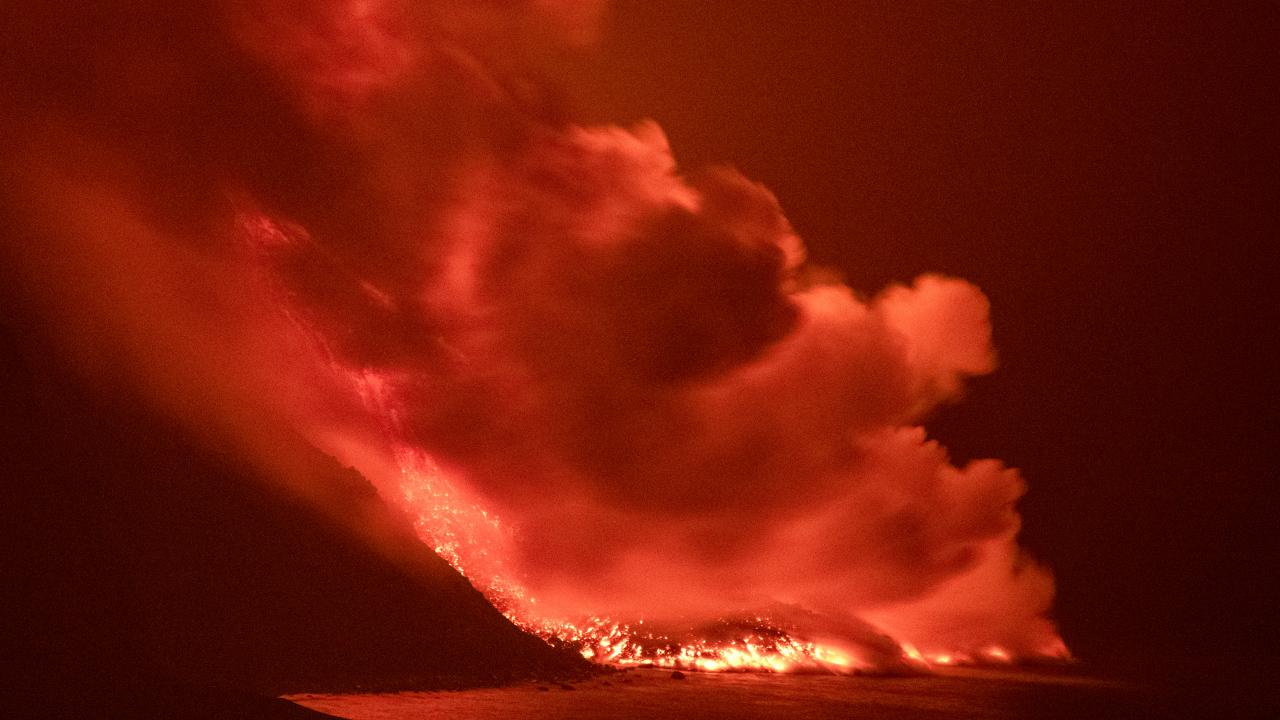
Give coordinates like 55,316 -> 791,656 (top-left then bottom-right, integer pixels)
287,667 -> 1184,719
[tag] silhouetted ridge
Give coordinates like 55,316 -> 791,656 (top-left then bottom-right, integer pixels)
0,318 -> 584,717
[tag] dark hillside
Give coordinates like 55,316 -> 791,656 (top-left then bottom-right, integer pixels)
0,319 -> 583,717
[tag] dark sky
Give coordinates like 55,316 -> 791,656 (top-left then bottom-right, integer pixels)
574,1 -> 1278,671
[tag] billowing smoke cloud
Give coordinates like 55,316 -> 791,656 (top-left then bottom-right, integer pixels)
1,0 -> 1062,661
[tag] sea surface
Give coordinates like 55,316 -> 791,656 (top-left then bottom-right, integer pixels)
287,667 -> 1176,719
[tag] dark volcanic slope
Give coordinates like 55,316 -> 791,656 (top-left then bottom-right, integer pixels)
0,320 -> 583,713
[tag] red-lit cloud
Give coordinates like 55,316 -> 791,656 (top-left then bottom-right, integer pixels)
1,0 -> 1062,662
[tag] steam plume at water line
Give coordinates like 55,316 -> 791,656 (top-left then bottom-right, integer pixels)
1,0 -> 1064,667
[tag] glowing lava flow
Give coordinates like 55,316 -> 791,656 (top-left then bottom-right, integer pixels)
531,616 -> 872,673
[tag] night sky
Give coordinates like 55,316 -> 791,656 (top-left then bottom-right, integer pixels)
573,1 -> 1277,672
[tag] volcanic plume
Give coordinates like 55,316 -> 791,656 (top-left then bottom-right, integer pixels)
1,0 -> 1064,673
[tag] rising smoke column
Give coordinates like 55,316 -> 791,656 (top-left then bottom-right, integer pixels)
2,0 -> 1064,666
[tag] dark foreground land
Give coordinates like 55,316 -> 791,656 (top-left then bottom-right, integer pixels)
0,316 -> 584,717
288,666 -> 1245,720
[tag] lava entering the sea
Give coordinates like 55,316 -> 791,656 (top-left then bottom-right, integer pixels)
245,201 -> 1067,673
